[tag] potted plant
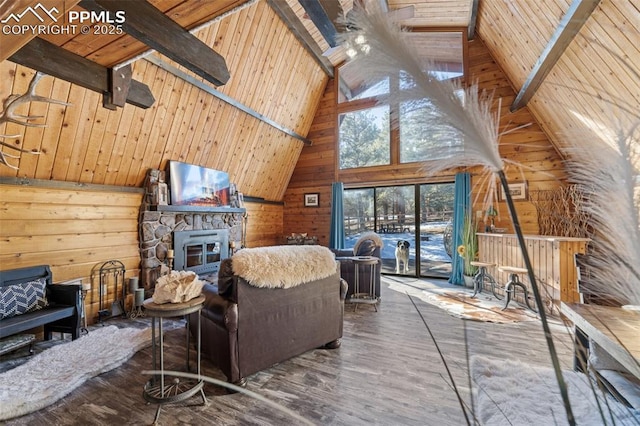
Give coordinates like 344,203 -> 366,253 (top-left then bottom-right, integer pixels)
457,213 -> 478,286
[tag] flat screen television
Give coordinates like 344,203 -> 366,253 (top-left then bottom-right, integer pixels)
166,161 -> 230,207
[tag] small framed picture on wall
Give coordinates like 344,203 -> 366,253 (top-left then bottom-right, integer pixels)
304,193 -> 319,207
499,182 -> 528,201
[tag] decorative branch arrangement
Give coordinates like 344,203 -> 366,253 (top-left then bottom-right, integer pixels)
0,72 -> 71,169
339,3 -> 574,423
529,185 -> 591,238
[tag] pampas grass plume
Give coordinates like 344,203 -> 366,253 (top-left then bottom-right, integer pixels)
566,121 -> 640,305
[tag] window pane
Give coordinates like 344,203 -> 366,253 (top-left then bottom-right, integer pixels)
376,186 -> 415,275
343,189 -> 375,242
419,183 -> 454,278
399,97 -> 463,163
406,32 -> 464,82
338,60 -> 389,103
339,106 -> 390,169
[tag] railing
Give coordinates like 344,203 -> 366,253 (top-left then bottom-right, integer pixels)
344,212 -> 452,235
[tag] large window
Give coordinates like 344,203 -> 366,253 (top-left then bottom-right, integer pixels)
337,30 -> 466,169
338,59 -> 389,103
343,188 -> 374,234
339,106 -> 390,169
399,97 -> 462,163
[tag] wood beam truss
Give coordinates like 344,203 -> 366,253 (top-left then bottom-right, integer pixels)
266,0 -> 334,77
9,37 -> 155,109
79,0 -> 230,87
468,0 -> 479,40
299,0 -> 341,47
510,0 -> 601,112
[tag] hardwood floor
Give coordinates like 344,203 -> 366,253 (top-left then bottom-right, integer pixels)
3,275 -> 576,425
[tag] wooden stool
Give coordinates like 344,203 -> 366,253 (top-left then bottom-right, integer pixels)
470,261 -> 502,299
498,266 -> 537,312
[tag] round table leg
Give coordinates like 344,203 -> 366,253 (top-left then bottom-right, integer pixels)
142,300 -> 207,421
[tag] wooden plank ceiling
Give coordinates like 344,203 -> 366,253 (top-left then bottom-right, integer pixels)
1,0 -> 638,199
476,0 -> 640,157
0,0 -> 328,201
388,0 -> 474,27
0,0 -> 250,66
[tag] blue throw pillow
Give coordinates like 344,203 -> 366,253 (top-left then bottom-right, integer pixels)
0,278 -> 48,320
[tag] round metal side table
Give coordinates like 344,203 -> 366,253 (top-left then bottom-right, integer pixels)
142,295 -> 206,423
349,256 -> 379,312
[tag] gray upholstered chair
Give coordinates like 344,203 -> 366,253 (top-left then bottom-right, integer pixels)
331,232 -> 383,299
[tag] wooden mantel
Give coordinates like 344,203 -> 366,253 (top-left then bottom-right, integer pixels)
149,205 -> 246,214
477,233 -> 590,312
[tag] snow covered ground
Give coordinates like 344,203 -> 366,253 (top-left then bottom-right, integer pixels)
345,221 -> 451,262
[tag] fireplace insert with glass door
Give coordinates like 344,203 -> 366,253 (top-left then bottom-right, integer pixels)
173,229 -> 229,275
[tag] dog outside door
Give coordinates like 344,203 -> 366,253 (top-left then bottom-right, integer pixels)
395,240 -> 410,274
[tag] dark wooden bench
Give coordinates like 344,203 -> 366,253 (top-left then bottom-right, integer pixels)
0,265 -> 82,343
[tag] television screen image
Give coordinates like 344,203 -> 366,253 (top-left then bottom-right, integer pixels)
167,161 -> 230,207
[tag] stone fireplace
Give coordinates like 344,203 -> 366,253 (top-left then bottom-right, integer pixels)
139,208 -> 244,288
138,168 -> 246,288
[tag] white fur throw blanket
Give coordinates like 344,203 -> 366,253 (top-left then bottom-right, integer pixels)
231,245 -> 337,288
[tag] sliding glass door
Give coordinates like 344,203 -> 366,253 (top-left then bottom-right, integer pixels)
418,183 -> 455,278
343,188 -> 375,235
343,183 -> 454,278
375,185 -> 415,274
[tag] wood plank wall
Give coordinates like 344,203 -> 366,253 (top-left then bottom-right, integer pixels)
284,79 -> 337,245
0,181 -> 280,325
244,201 -> 284,248
467,37 -> 567,233
0,0 -> 327,203
283,37 -> 568,245
0,183 -> 142,325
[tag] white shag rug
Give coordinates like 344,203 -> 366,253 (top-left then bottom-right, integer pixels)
0,325 -> 151,421
471,355 -> 640,425
231,245 -> 337,288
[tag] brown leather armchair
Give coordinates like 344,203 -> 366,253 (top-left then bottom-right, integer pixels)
189,255 -> 347,386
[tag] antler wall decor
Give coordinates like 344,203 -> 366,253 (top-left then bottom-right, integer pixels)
0,72 -> 71,169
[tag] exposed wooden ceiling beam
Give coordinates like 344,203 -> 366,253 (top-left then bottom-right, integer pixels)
510,0 -> 601,112
299,0 -> 339,47
9,37 -> 155,109
265,0 -> 334,78
79,0 -> 230,86
468,0 -> 479,40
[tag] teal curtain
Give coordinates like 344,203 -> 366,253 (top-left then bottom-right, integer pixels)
449,172 -> 471,285
329,182 -> 345,249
